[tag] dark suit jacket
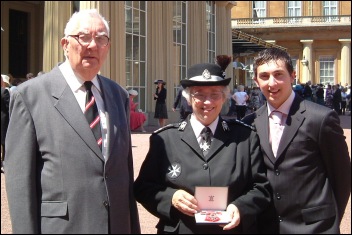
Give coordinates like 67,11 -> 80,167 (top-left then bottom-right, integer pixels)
134,117 -> 272,234
242,95 -> 351,234
173,86 -> 193,113
1,87 -> 10,145
5,66 -> 140,234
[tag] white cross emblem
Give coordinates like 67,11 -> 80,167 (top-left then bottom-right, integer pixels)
167,163 -> 181,178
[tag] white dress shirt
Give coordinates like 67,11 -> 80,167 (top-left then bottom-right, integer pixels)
59,61 -> 108,160
190,114 -> 218,148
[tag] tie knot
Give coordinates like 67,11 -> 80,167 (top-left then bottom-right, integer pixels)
84,81 -> 93,91
201,127 -> 212,138
271,110 -> 283,124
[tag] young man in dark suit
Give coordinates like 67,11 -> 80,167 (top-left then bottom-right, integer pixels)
243,48 -> 351,233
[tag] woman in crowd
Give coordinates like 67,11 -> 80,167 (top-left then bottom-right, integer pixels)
128,89 -> 147,132
153,80 -> 168,127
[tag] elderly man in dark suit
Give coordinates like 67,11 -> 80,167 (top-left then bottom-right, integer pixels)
4,9 -> 140,234
134,56 -> 271,234
243,48 -> 351,234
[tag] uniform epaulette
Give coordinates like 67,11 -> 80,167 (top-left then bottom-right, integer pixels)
225,118 -> 256,131
152,123 -> 180,134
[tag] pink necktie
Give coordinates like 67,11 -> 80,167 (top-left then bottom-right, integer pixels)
270,111 -> 284,157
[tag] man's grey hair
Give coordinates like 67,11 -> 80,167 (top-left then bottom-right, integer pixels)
64,9 -> 110,37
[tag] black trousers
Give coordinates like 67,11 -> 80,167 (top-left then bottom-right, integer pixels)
236,105 -> 247,120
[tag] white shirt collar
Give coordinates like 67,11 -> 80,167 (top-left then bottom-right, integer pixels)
190,114 -> 219,137
267,90 -> 295,116
59,60 -> 101,93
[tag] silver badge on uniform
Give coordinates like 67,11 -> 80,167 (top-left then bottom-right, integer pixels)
178,121 -> 187,131
222,121 -> 230,131
202,69 -> 211,80
167,162 -> 181,179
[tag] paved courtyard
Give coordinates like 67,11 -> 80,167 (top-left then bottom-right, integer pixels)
1,115 -> 351,234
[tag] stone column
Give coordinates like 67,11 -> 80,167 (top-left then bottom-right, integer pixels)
216,1 -> 235,78
216,1 -> 235,115
187,1 -> 207,65
339,39 -> 351,86
300,40 -> 313,83
43,1 -> 71,72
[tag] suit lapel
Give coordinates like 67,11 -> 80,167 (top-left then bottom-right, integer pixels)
206,119 -> 233,161
276,96 -> 305,159
51,68 -> 104,161
181,121 -> 205,160
98,76 -> 120,160
254,105 -> 276,163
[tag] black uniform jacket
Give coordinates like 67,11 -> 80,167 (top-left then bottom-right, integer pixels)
134,116 -> 272,234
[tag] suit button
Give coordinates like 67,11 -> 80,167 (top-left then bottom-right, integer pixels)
278,216 -> 283,222
202,163 -> 208,170
105,175 -> 108,179
103,201 -> 109,207
276,193 -> 281,200
275,169 -> 280,175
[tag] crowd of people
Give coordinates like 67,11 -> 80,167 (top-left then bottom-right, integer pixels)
1,8 -> 350,235
226,84 -> 266,118
294,81 -> 351,116
227,80 -> 351,120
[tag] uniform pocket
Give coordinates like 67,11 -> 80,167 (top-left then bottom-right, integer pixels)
41,201 -> 68,217
301,204 -> 335,223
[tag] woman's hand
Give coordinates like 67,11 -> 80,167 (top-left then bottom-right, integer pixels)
222,204 -> 240,230
172,190 -> 199,216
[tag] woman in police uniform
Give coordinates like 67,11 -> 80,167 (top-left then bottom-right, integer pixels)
134,56 -> 271,234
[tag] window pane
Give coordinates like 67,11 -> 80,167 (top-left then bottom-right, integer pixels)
133,62 -> 139,86
206,1 -> 215,63
173,1 -> 187,100
126,34 -> 132,60
140,37 -> 145,61
126,60 -> 132,87
319,56 -> 334,85
140,62 -> 146,86
125,6 -> 133,33
140,1 -> 146,10
133,35 -> 139,60
140,12 -> 146,35
125,1 -> 147,111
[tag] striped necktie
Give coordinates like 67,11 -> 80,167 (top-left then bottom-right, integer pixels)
84,81 -> 102,150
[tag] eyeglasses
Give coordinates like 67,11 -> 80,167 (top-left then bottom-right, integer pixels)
191,92 -> 224,102
68,34 -> 110,47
